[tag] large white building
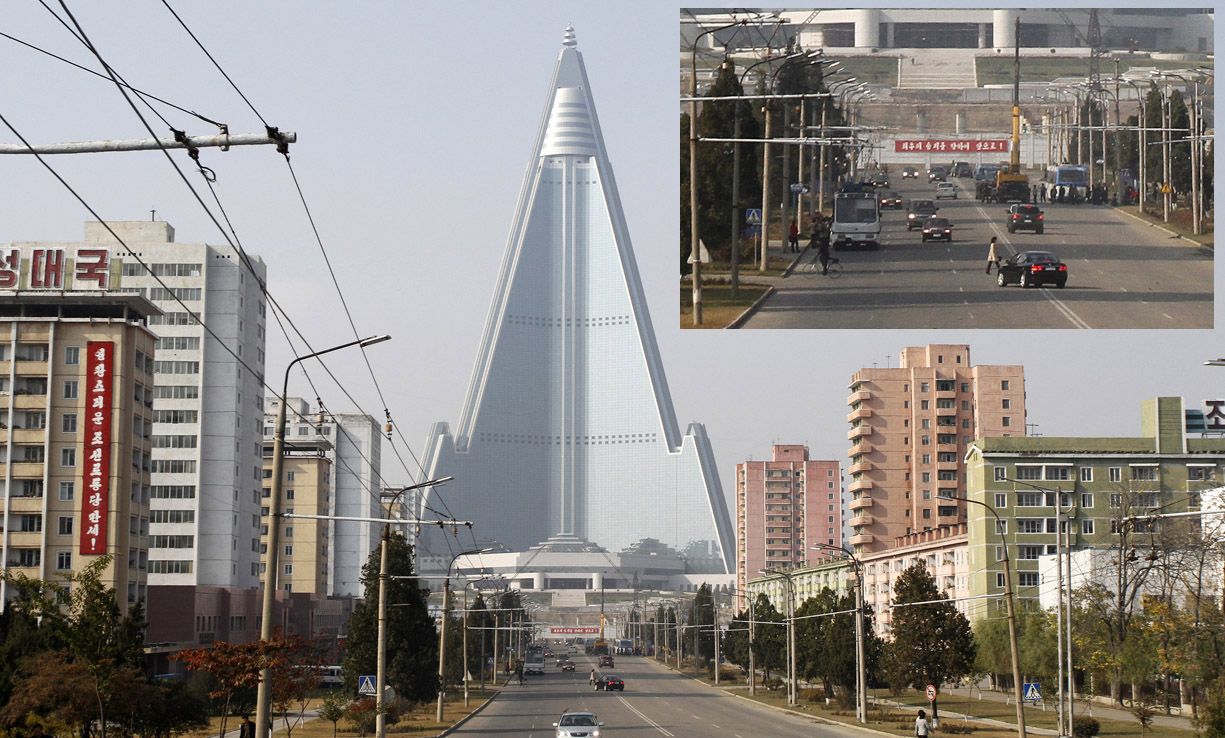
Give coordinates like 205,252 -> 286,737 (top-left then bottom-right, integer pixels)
88,221 -> 269,589
420,27 -> 735,573
264,397 -> 381,597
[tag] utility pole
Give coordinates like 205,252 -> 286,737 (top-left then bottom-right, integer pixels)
0,130 -> 295,156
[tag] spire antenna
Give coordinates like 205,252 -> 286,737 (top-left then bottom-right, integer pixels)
563,24 -> 577,48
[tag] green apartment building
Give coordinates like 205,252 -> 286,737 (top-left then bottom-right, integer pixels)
963,397 -> 1224,620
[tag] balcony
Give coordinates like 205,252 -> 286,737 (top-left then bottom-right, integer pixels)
14,360 -> 49,376
848,495 -> 873,511
848,478 -> 873,493
11,429 -> 45,444
847,441 -> 872,458
13,394 -> 47,410
936,459 -> 959,472
849,513 -> 873,528
847,389 -> 871,404
846,407 -> 872,423
8,461 -> 45,478
850,533 -> 875,545
847,424 -> 873,441
849,459 -> 872,475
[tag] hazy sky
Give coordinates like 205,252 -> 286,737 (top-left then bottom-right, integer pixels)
2,2 -> 1220,520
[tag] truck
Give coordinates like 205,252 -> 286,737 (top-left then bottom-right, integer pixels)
831,192 -> 881,249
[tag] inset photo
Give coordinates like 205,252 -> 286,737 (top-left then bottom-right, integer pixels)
680,9 -> 1213,329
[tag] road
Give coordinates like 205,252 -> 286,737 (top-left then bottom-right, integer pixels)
742,175 -> 1213,329
452,653 -> 867,738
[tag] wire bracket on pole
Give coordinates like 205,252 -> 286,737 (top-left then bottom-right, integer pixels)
266,125 -> 291,156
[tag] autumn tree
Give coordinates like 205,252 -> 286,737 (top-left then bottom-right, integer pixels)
175,639 -> 264,738
885,563 -> 975,723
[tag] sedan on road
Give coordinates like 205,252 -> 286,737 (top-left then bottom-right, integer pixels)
561,660 -> 575,672
935,182 -> 957,200
878,190 -> 904,209
902,165 -> 919,179
1006,204 -> 1045,234
997,250 -> 1067,288
554,712 -> 603,738
594,674 -> 625,691
921,217 -> 954,242
907,199 -> 939,230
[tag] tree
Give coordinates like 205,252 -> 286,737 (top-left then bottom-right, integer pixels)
886,563 -> 975,723
175,640 -> 264,738
466,594 -> 492,686
269,634 -> 326,738
0,573 -> 68,708
794,588 -> 880,703
317,693 -> 348,738
749,594 -> 786,686
691,584 -> 716,666
343,533 -> 438,703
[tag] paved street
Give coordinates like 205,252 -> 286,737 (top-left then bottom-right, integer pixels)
741,177 -> 1212,329
453,655 -> 867,738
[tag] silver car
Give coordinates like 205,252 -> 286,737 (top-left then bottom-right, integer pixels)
554,712 -> 603,738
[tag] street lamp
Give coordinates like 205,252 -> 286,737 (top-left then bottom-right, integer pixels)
437,547 -> 491,722
255,334 -> 391,738
938,492 -> 1027,738
760,567 -> 798,705
1154,71 -> 1205,234
812,543 -> 867,724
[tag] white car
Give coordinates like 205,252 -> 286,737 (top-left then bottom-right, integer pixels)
935,182 -> 957,200
555,712 -> 603,738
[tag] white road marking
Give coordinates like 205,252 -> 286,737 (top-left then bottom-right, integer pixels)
1164,313 -> 1174,320
616,694 -> 675,737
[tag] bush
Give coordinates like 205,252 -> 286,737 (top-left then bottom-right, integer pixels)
941,723 -> 975,734
803,688 -> 826,703
764,677 -> 783,691
1072,716 -> 1100,738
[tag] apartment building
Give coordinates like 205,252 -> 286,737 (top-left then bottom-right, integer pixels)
261,437 -> 332,596
0,284 -> 157,612
735,445 -> 841,603
264,397 -> 381,597
847,344 -> 1025,553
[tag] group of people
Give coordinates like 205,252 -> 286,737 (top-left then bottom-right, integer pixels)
786,216 -> 833,274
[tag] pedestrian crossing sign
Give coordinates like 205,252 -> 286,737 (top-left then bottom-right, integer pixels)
358,676 -> 376,695
1023,682 -> 1042,702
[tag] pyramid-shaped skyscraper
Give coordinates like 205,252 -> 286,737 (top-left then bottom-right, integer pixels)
420,27 -> 733,573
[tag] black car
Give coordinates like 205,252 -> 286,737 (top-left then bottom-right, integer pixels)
598,655 -> 614,668
878,190 -> 904,209
1006,204 -> 1045,234
902,166 -> 919,179
927,166 -> 947,182
920,217 -> 954,242
997,250 -> 1067,288
561,661 -> 576,672
907,200 -> 939,230
867,173 -> 890,189
595,674 -> 625,691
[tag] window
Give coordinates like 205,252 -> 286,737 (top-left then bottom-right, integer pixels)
61,413 -> 77,433
1002,416 -> 1011,427
1082,519 -> 1095,535
1018,572 -> 1039,588
1131,466 -> 1158,481
994,467 -> 1006,481
153,385 -> 200,399
1019,545 -> 1043,560
287,471 -> 296,481
59,481 -> 74,501
994,493 -> 1008,508
149,560 -> 194,574
150,510 -> 195,523
63,380 -> 79,400
922,489 -> 932,499
150,535 -> 195,548
922,472 -> 931,483
996,573 -> 1006,587
1109,467 -> 1122,482
151,459 -> 197,474
60,448 -> 76,467
283,564 -> 294,576
1017,519 -> 1043,534
1001,380 -> 1010,390
152,435 -> 198,448
995,520 -> 1009,535
1016,492 -> 1042,507
920,382 -> 929,392
284,545 -> 294,557
921,435 -> 930,446
56,551 -> 72,570
1017,466 -> 1042,481
1002,399 -> 1011,409
922,509 -> 931,519
1079,467 -> 1093,483
286,489 -> 295,500
922,419 -> 930,429
1081,493 -> 1093,508
152,360 -> 200,374
64,346 -> 80,365
150,485 -> 196,499
58,516 -> 73,535
152,410 -> 198,424
921,400 -> 930,410
1189,466 -> 1216,481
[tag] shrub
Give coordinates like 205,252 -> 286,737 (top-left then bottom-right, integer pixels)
803,688 -> 826,703
941,723 -> 975,734
1072,716 -> 1100,738
764,677 -> 783,691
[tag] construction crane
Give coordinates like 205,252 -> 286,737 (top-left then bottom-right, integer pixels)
995,15 -> 1031,203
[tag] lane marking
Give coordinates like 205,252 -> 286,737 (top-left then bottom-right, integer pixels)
1163,313 -> 1174,320
616,694 -> 675,736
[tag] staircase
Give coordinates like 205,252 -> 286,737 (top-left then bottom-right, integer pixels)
898,48 -> 979,89
550,589 -> 588,608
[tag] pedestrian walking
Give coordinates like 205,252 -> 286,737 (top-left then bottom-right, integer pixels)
239,716 -> 255,738
915,710 -> 932,738
788,217 -> 800,253
589,668 -> 596,685
985,236 -> 1000,274
515,663 -> 524,685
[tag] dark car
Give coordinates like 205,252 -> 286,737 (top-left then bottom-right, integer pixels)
902,166 -> 919,179
952,161 -> 973,178
1006,204 -> 1045,234
907,200 -> 939,230
927,166 -> 947,182
920,216 -> 954,242
997,250 -> 1067,288
598,655 -> 614,668
561,661 -> 576,672
595,674 -> 625,691
867,173 -> 890,188
878,190 -> 904,209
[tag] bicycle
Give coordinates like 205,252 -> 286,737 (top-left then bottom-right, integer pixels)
805,255 -> 842,278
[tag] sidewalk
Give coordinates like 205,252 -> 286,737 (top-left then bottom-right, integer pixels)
934,685 -> 1197,732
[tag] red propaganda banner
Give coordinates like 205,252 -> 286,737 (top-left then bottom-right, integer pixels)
80,341 -> 114,555
549,627 -> 601,634
894,139 -> 1010,153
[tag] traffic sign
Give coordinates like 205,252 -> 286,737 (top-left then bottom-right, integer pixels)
358,675 -> 376,695
745,208 -> 762,225
926,684 -> 937,701
1161,183 -> 1173,194
790,183 -> 809,194
1023,682 -> 1042,702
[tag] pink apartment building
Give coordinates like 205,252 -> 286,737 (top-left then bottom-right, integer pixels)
736,445 -> 842,602
846,345 -> 1025,554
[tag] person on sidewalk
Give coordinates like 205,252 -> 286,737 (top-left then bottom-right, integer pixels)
239,715 -> 255,738
788,218 -> 800,253
916,709 -> 932,738
985,236 -> 1000,274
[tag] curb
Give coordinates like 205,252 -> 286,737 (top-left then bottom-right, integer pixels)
781,247 -> 810,277
726,286 -> 776,329
435,689 -> 502,737
1113,206 -> 1213,252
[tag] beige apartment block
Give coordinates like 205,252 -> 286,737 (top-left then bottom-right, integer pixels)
0,293 -> 156,611
261,439 -> 332,596
735,445 -> 842,605
847,344 -> 1024,553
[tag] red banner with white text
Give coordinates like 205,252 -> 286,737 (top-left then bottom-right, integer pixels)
80,341 -> 114,555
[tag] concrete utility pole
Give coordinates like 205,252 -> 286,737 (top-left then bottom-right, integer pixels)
0,130 -> 296,155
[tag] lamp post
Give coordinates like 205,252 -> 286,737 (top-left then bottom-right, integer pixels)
761,568 -> 797,705
255,334 -> 391,738
1156,71 -> 1204,234
939,492 -> 1026,738
436,548 -> 491,722
813,543 -> 867,723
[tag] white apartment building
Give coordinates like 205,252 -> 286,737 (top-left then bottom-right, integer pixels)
90,221 -> 268,589
264,397 -> 381,597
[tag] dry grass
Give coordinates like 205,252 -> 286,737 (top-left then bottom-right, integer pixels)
679,283 -> 771,329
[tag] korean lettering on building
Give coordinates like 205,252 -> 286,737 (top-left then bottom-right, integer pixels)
0,247 -> 116,290
80,341 -> 114,556
894,139 -> 1011,153
1205,400 -> 1225,432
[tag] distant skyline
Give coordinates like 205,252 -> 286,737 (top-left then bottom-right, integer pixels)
3,3 -> 1220,548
